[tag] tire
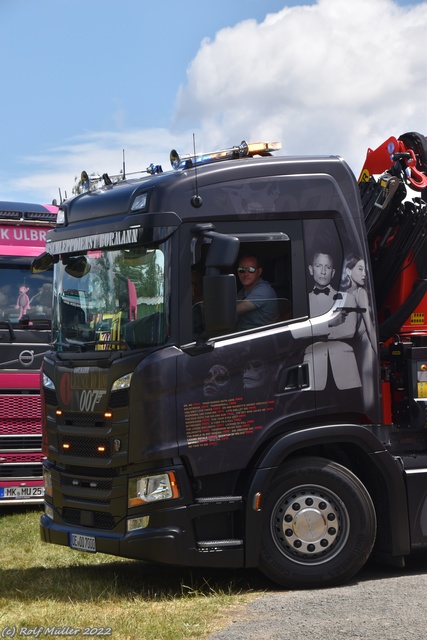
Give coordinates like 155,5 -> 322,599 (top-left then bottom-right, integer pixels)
258,456 -> 377,589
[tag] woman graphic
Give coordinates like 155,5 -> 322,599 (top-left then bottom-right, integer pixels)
341,254 -> 377,412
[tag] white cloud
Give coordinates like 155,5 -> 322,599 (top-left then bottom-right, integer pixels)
4,0 -> 427,203
175,0 -> 427,174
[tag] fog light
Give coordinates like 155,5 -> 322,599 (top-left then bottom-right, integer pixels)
127,516 -> 150,532
45,503 -> 54,519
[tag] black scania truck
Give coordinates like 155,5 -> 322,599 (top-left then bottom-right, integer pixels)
33,134 -> 427,588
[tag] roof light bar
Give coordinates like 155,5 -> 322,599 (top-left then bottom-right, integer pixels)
170,140 -> 281,170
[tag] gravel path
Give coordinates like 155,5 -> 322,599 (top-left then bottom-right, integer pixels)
208,557 -> 427,640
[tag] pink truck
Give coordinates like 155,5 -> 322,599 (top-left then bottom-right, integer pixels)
0,201 -> 57,505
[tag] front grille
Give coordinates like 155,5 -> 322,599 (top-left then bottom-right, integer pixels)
0,464 -> 42,478
0,436 -> 41,450
0,452 -> 43,463
59,435 -> 110,458
57,413 -> 106,429
0,396 -> 41,433
62,507 -> 116,529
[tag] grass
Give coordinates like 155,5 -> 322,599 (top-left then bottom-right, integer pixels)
0,506 -> 270,639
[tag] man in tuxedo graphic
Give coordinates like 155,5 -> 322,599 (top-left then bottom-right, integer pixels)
305,251 -> 362,396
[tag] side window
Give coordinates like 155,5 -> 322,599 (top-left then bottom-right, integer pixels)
191,236 -> 293,337
235,241 -> 292,331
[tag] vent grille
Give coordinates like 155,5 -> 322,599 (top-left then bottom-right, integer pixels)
24,210 -> 56,222
0,436 -> 42,450
0,396 -> 41,433
109,389 -> 129,408
62,507 -> 116,529
59,435 -> 110,458
64,465 -> 119,478
44,389 -> 58,406
57,413 -> 106,429
0,452 -> 43,463
0,464 -> 42,478
63,494 -> 109,506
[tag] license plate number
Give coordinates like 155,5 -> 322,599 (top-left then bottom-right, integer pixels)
70,533 -> 96,553
0,486 -> 44,499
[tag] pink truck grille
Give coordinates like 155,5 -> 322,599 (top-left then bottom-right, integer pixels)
1,452 -> 43,463
0,395 -> 41,434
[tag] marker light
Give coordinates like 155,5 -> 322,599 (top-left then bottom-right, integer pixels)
56,209 -> 66,225
130,193 -> 148,212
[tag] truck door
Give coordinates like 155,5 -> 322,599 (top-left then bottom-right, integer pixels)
176,220 -> 314,477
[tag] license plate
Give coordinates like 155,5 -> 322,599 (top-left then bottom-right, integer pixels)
0,486 -> 44,499
70,533 -> 97,553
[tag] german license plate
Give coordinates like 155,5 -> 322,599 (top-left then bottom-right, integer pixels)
70,533 -> 96,553
0,486 -> 44,499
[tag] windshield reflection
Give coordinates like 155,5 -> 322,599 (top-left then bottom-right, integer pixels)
52,245 -> 168,351
0,259 -> 52,329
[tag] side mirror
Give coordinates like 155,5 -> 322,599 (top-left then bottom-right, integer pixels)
205,234 -> 239,269
64,256 -> 91,278
31,252 -> 55,274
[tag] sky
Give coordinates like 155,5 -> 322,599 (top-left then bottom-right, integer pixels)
1,0 -> 426,205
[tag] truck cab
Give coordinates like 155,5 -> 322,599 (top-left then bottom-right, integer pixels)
34,139 -> 427,588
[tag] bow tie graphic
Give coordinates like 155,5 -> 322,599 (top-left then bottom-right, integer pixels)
313,287 -> 330,295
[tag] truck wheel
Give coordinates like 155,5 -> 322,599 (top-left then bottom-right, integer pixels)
258,456 -> 376,589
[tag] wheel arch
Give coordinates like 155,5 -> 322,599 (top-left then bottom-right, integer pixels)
244,423 -> 410,567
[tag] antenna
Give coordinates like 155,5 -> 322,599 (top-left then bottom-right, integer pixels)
191,133 -> 203,208
122,149 -> 126,180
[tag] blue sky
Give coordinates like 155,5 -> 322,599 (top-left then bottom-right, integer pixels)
1,0 -> 426,204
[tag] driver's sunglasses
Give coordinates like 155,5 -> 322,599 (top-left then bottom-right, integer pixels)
238,266 -> 258,273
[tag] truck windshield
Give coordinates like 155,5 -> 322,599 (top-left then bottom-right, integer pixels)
52,245 -> 168,351
0,257 -> 52,328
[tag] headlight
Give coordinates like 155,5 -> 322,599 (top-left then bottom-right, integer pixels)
128,471 -> 179,507
111,372 -> 133,392
43,373 -> 55,390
